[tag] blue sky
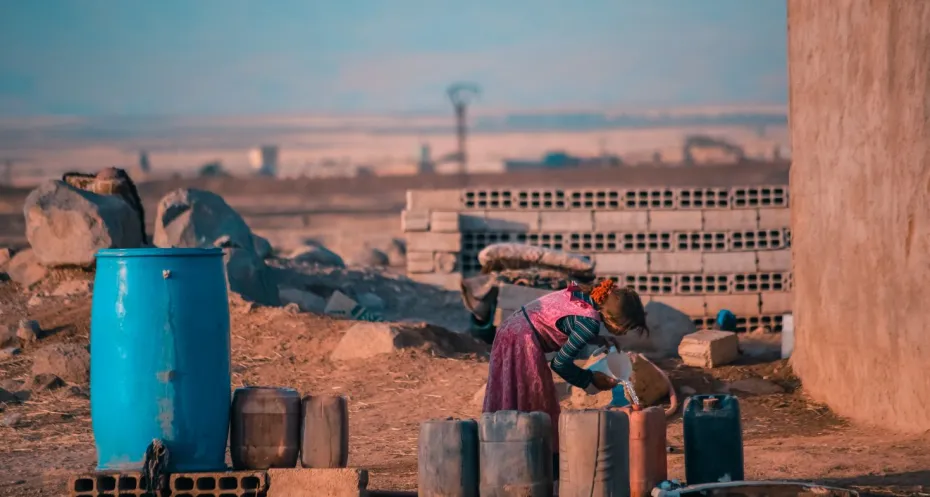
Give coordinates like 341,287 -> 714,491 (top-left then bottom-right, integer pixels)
0,0 -> 788,116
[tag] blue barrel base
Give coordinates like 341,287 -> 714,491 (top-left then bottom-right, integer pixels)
91,247 -> 231,473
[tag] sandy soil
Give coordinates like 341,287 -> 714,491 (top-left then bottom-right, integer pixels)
0,267 -> 928,497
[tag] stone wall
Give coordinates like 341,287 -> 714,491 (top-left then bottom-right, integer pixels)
788,0 -> 930,432
403,185 -> 792,332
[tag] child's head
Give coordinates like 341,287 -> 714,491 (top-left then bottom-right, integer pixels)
588,279 -> 648,336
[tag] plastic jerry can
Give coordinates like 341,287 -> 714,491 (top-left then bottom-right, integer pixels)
230,387 -> 301,470
479,411 -> 553,497
683,395 -> 744,485
300,395 -> 350,468
418,418 -> 479,497
618,406 -> 667,497
558,409 -> 630,497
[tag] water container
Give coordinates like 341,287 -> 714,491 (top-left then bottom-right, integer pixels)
620,406 -> 667,497
781,313 -> 794,359
230,387 -> 301,470
91,248 -> 231,472
418,418 -> 479,497
683,395 -> 744,485
479,411 -> 552,497
558,409 -> 630,497
300,395 -> 349,468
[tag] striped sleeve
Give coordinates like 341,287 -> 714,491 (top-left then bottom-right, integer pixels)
551,315 -> 600,389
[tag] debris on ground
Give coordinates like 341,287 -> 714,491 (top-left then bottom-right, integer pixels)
30,343 -> 91,385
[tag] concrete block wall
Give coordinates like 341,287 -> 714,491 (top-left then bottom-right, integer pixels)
404,185 -> 792,332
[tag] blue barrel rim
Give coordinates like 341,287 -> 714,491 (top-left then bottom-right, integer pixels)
96,247 -> 224,258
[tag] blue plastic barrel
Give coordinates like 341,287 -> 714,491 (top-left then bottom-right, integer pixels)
91,248 -> 231,472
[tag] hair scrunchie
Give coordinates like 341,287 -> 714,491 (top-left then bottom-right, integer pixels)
590,279 -> 615,305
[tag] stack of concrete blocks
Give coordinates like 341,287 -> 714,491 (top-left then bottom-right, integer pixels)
403,185 -> 792,333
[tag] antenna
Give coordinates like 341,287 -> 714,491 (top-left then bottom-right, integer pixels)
447,82 -> 480,175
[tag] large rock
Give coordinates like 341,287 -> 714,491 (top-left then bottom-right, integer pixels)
224,248 -> 280,306
331,322 -> 485,361
153,188 -> 255,252
289,244 -> 345,268
31,343 -> 90,385
612,301 -> 697,357
6,249 -> 48,288
24,180 -> 143,267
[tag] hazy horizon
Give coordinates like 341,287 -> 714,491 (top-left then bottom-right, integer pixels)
0,0 -> 788,117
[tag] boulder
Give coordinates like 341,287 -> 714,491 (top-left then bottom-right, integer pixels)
289,244 -> 345,268
31,343 -> 90,385
331,322 -> 485,361
6,249 -> 48,288
153,188 -> 255,252
278,287 -> 326,313
612,301 -> 697,357
224,248 -> 280,306
24,180 -> 143,267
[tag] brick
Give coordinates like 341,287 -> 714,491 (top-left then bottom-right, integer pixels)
267,468 -> 368,497
459,211 -> 487,231
757,207 -> 791,229
704,294 -> 761,316
401,209 -> 430,232
483,211 -> 541,231
593,253 -> 649,274
408,272 -> 462,291
650,295 -> 707,317
497,283 -> 550,310
702,252 -> 758,273
648,210 -> 703,231
678,330 -> 739,368
593,211 -> 649,231
406,251 -> 434,273
702,209 -> 758,231
430,211 -> 460,232
407,189 -> 462,210
540,211 -> 594,231
761,291 -> 793,314
649,252 -> 703,273
756,249 -> 792,271
406,232 -> 461,252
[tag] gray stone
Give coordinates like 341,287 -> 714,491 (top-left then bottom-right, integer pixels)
331,322 -> 484,361
613,301 -> 697,357
6,249 -> 48,288
31,373 -> 65,391
224,247 -> 280,306
153,188 -> 255,252
24,180 -> 143,267
356,293 -> 385,313
15,320 -> 40,343
31,343 -> 91,385
278,287 -> 326,313
289,244 -> 345,268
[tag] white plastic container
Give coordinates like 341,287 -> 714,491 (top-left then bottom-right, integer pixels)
584,347 -> 633,397
781,313 -> 794,359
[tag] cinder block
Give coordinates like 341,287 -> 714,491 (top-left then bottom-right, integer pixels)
648,210 -> 703,231
540,211 -> 594,231
406,251 -> 435,273
407,189 -> 463,210
267,468 -> 368,497
170,471 -> 268,496
497,283 -> 551,310
409,272 -> 463,291
678,330 -> 740,368
430,211 -> 460,232
761,291 -> 793,314
406,232 -> 461,252
459,211 -> 487,231
593,253 -> 649,274
756,249 -> 792,271
484,211 -> 541,231
704,294 -> 761,316
401,209 -> 430,232
649,252 -> 703,273
702,252 -> 758,273
757,207 -> 791,229
593,211 -> 649,231
650,295 -> 707,317
703,209 -> 759,231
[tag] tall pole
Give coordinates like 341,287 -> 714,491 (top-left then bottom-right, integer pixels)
447,83 -> 480,176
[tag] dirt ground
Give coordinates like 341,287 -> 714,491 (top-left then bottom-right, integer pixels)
0,268 -> 928,497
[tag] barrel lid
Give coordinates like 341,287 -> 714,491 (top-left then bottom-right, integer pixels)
96,247 -> 224,258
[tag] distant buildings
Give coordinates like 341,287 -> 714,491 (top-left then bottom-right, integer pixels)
249,145 -> 279,177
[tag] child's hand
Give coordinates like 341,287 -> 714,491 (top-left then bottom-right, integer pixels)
591,372 -> 618,391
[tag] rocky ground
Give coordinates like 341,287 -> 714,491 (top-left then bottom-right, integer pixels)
1,170 -> 929,497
